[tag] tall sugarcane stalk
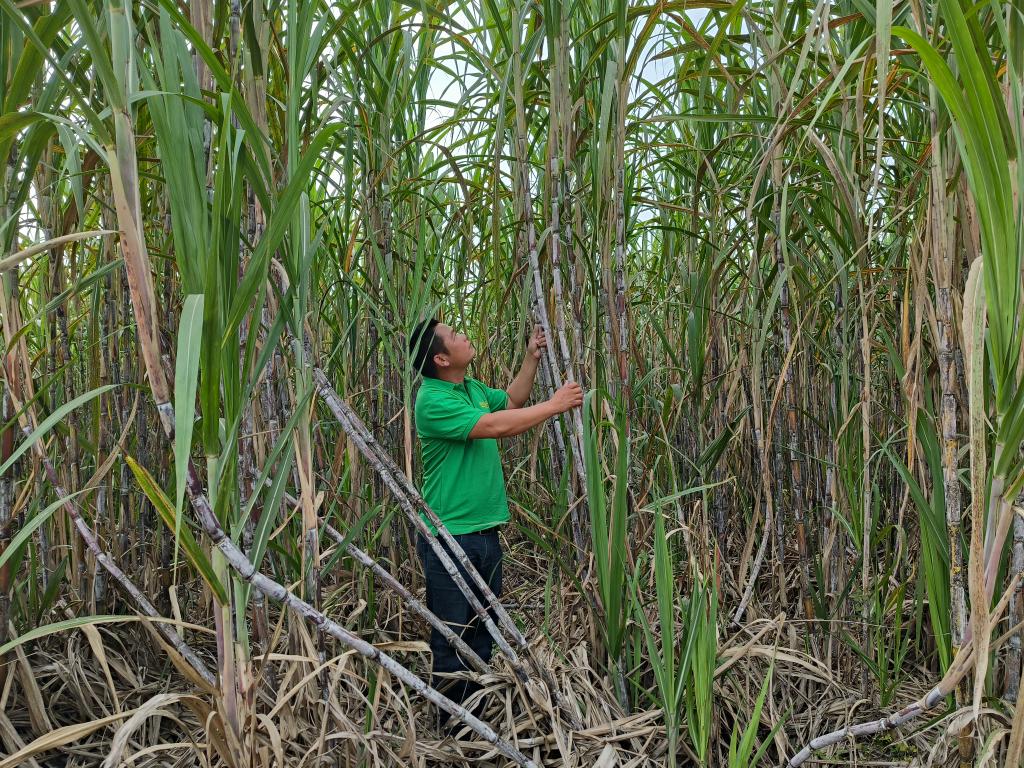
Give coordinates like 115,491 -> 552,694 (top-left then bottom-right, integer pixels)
930,118 -> 966,665
510,1 -> 589,560
772,155 -> 815,629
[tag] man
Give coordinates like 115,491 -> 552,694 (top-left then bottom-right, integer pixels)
407,317 -> 583,725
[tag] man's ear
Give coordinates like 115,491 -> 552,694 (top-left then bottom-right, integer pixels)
434,353 -> 449,369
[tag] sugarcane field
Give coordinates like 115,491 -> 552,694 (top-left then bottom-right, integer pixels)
3,0 -> 1024,765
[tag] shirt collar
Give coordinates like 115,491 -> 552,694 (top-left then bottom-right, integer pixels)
422,375 -> 470,390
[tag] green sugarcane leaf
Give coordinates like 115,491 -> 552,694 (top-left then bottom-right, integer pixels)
173,294 -> 204,566
735,659 -> 775,764
0,490 -> 87,571
0,110 -> 40,144
125,455 -> 228,605
222,122 -> 345,345
0,385 -> 117,477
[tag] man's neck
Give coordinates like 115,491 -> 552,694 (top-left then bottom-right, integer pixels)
436,367 -> 467,385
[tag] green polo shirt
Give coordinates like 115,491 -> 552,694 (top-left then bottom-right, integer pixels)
414,375 -> 510,534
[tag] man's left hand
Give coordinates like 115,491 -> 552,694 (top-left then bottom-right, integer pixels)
527,325 -> 547,360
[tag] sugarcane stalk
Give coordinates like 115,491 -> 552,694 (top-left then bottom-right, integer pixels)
926,100 -> 966,668
537,348 -> 567,483
545,16 -> 585,507
322,523 -> 489,673
858,271 -> 873,696
182,465 -> 538,766
312,368 -> 584,729
790,572 -> 1021,766
772,153 -> 815,630
1006,494 -> 1024,700
314,370 -> 528,670
0,147 -> 14,662
0,384 -> 12,672
6,412 -> 216,687
511,7 -> 588,560
546,156 -> 584,543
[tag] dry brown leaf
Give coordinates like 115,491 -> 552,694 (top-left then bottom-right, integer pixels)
80,623 -> 120,713
15,643 -> 51,735
0,713 -> 43,768
102,693 -> 203,768
257,713 -> 285,767
0,709 -> 137,768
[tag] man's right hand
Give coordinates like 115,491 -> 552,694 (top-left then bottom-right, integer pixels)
550,381 -> 584,413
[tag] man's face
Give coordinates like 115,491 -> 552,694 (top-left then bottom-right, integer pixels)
434,323 -> 475,370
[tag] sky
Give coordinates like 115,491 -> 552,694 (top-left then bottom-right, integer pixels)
421,7 -> 712,131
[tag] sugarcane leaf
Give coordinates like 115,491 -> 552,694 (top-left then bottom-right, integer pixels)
0,385 -> 117,477
0,615 -> 133,658
173,294 -> 204,564
0,230 -> 115,274
125,455 -> 228,605
0,490 -> 87,571
0,110 -> 41,144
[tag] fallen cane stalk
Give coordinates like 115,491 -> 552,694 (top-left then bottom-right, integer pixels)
6,408 -> 215,688
279,295 -> 547,696
178,459 -> 538,767
322,522 -> 490,673
279,312 -> 530,680
105,165 -> 540,764
321,377 -> 529,646
262,480 -> 492,674
141,390 -> 536,762
788,571 -> 1022,766
39,453 -> 218,689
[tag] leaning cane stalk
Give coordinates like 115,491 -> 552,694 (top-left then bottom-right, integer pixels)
3,395 -> 215,688
312,368 -> 585,729
322,524 -> 490,673
174,449 -> 538,766
314,372 -> 527,667
105,143 -> 540,768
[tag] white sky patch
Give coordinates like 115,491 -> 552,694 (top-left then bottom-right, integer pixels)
423,8 -> 712,131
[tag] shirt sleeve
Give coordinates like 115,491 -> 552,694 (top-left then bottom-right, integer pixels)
484,382 -> 509,412
416,392 -> 485,442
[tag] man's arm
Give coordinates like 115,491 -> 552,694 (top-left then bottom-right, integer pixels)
505,355 -> 539,409
471,381 -> 582,439
470,400 -> 556,439
505,325 -> 546,408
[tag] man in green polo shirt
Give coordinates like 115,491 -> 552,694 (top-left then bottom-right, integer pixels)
407,317 -> 582,725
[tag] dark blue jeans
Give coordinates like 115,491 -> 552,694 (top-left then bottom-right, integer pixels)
416,528 -> 503,713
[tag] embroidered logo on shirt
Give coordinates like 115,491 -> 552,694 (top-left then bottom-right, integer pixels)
479,401 -> 489,408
